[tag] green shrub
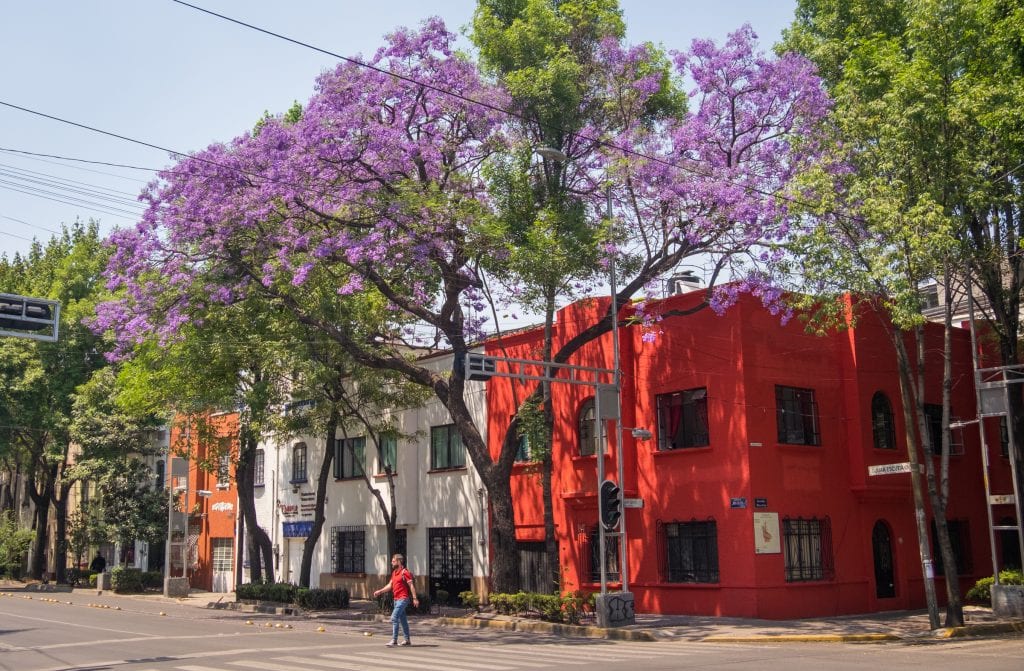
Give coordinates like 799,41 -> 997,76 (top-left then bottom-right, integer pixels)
236,581 -> 297,604
485,590 -> 594,624
294,587 -> 349,610
0,512 -> 32,578
490,592 -> 513,614
435,588 -> 450,605
966,569 -> 1024,603
458,590 -> 479,609
111,566 -> 145,593
65,568 -> 95,587
141,571 -> 163,590
88,573 -> 98,588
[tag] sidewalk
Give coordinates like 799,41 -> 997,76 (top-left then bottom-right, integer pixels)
4,580 -> 1022,643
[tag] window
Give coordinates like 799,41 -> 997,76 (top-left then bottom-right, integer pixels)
378,434 -> 397,474
657,388 -> 709,450
217,454 -> 231,488
334,437 -> 365,479
254,449 -> 265,487
586,525 -> 620,582
924,403 -> 943,455
578,398 -> 598,456
154,462 -> 164,491
1000,417 -> 1009,458
392,528 -> 407,559
211,538 -> 233,573
80,480 -> 90,510
291,443 -> 308,483
431,424 -> 466,470
514,433 -> 531,463
776,386 -> 820,445
871,392 -> 896,450
659,519 -> 719,583
783,516 -> 834,582
331,526 -> 365,574
931,518 -> 972,575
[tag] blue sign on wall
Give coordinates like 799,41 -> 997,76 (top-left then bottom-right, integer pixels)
283,521 -> 313,538
729,497 -> 747,509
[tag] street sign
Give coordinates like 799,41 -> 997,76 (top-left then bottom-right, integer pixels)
622,497 -> 644,509
990,494 -> 1017,505
868,462 -> 913,476
730,497 -> 747,509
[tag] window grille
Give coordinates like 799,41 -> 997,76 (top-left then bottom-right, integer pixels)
253,449 -> 265,486
583,525 -> 620,582
330,526 -> 365,574
211,538 -> 233,572
291,443 -> 308,483
657,519 -> 719,583
783,516 -> 834,582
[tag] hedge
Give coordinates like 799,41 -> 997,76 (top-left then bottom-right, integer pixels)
488,590 -> 593,624
966,569 -> 1024,603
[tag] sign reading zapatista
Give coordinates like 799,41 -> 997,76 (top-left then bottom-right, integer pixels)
868,462 -> 914,476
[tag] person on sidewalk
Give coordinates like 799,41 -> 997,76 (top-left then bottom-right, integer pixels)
372,553 -> 419,647
89,553 -> 106,574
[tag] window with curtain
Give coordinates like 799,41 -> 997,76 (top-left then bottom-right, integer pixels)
578,398 -> 598,456
334,437 -> 365,479
431,423 -> 466,470
291,443 -> 307,483
871,392 -> 896,450
378,434 -> 397,474
657,388 -> 709,450
775,386 -> 820,445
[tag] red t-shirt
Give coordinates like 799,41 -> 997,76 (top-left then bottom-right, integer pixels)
391,567 -> 414,600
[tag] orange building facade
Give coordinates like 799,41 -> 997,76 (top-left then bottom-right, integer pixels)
486,290 -> 1018,619
168,413 -> 240,592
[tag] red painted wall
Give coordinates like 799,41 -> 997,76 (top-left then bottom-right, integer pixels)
487,290 -> 1009,618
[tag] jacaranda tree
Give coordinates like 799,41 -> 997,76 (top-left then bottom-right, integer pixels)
96,15 -> 829,592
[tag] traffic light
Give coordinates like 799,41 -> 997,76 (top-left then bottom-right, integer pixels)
0,296 -> 52,331
599,479 -> 621,531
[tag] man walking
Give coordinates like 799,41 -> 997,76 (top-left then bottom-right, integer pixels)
372,553 -> 420,647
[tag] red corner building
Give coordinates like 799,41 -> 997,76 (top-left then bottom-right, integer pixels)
486,289 -> 1018,619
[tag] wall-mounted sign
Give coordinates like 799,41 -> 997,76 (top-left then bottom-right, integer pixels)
211,501 -> 234,512
868,462 -> 913,476
730,497 -> 747,509
754,498 -> 768,508
754,512 -> 781,554
283,521 -> 313,538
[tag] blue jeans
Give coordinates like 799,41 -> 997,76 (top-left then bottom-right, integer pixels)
391,597 -> 411,641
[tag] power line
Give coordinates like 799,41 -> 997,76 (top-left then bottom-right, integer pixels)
0,162 -> 141,198
0,146 -> 159,177
0,183 -> 138,220
0,214 -> 62,236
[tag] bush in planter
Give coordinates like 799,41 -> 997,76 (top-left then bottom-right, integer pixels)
966,569 -> 1024,603
236,581 -> 297,604
111,566 -> 145,593
141,571 -> 164,591
66,568 -> 95,587
88,573 -> 98,588
295,587 -> 349,609
458,590 -> 479,610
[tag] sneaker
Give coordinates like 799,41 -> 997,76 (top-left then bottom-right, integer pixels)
385,640 -> 398,647
399,640 -> 411,646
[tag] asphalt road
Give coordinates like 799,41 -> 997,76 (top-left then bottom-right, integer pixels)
3,592 -> 1024,671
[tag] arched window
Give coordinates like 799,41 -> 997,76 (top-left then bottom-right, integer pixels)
578,398 -> 597,456
871,392 -> 896,450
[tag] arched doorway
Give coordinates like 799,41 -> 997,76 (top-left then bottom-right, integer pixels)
872,521 -> 896,598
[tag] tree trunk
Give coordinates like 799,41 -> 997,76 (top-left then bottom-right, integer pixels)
890,329 -> 941,629
485,473 -> 518,594
235,505 -> 245,590
236,426 -> 274,583
301,409 -> 338,588
52,481 -> 71,584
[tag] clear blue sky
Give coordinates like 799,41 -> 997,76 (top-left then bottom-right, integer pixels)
0,0 -> 797,260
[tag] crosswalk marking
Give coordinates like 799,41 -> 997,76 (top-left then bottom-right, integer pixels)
404,646 -> 575,667
271,655 -> 409,671
176,666 -> 230,671
464,643 -> 643,662
228,661 -> 316,671
329,649 -> 518,671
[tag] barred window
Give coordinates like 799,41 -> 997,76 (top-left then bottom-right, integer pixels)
776,386 -> 820,446
578,398 -> 597,457
871,392 -> 896,450
658,519 -> 719,583
330,526 -> 365,574
217,454 -> 231,487
211,538 -> 233,572
430,424 -> 466,470
334,437 -> 365,479
254,449 -> 265,487
585,525 -> 620,582
657,388 -> 709,450
931,518 -> 972,575
291,443 -> 308,483
783,516 -> 834,582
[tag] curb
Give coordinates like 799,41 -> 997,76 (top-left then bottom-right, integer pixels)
934,620 -> 1024,639
437,616 -> 657,642
702,633 -> 900,643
